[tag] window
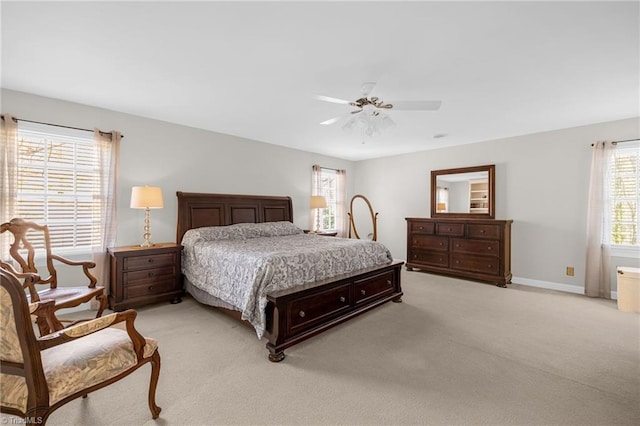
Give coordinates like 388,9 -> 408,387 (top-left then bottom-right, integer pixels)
610,141 -> 639,247
14,121 -> 102,253
313,167 -> 338,232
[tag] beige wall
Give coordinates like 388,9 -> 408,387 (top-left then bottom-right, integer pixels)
2,89 -> 639,295
1,89 -> 354,247
353,118 -> 640,293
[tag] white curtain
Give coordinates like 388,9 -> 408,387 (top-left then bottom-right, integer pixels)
585,141 -> 615,298
92,129 -> 121,292
311,165 -> 322,231
336,169 -> 347,237
0,115 -> 18,261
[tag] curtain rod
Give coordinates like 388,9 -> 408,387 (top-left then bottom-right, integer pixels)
591,139 -> 638,146
1,114 -> 123,138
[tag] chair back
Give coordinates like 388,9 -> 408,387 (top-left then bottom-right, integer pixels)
0,269 -> 47,413
1,218 -> 57,288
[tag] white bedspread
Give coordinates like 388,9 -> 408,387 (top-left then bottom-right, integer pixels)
181,222 -> 393,338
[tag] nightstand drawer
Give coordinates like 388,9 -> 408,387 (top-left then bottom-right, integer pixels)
125,279 -> 179,299
124,253 -> 176,271
124,266 -> 176,286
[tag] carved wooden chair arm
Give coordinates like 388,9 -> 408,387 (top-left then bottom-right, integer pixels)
49,254 -> 98,287
0,261 -> 41,301
28,298 -> 64,333
37,309 -> 148,360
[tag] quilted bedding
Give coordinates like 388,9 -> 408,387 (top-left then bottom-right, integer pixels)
181,222 -> 393,338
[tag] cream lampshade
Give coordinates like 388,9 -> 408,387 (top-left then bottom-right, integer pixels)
310,195 -> 327,233
130,186 -> 164,247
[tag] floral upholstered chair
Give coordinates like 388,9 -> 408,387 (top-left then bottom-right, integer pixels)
0,218 -> 108,336
0,269 -> 161,425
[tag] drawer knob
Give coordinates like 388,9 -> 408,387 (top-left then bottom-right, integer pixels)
148,272 -> 155,278
456,244 -> 460,247
487,246 -> 492,251
455,260 -> 460,264
419,226 -> 423,230
148,258 -> 154,263
148,286 -> 154,291
339,296 -> 346,303
439,242 -> 443,246
386,280 -> 392,285
361,289 -> 366,296
480,229 -> 485,233
299,310 -> 306,318
413,254 -> 417,259
488,265 -> 492,268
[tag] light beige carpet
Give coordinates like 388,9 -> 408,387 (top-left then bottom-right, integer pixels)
4,270 -> 639,425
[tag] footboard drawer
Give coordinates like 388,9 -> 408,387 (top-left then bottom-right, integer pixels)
288,283 -> 352,334
354,271 -> 396,305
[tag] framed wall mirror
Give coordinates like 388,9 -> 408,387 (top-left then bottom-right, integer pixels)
430,164 -> 495,219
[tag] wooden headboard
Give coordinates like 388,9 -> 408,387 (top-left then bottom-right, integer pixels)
176,192 -> 294,243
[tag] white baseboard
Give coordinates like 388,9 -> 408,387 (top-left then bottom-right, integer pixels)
513,276 -> 618,300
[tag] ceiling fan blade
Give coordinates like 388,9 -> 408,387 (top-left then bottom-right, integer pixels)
314,94 -> 351,105
387,100 -> 442,111
360,82 -> 376,97
320,114 -> 348,125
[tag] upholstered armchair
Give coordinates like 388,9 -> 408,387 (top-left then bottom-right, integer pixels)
0,218 -> 107,335
0,269 -> 161,425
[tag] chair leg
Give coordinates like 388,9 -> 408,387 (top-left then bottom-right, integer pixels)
148,350 -> 162,419
95,293 -> 108,318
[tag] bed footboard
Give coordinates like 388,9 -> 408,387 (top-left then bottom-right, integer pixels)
264,260 -> 403,362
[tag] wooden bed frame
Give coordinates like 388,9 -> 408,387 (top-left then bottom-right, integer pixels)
176,191 -> 404,362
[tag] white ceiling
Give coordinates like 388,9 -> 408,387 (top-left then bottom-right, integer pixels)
2,1 -> 638,161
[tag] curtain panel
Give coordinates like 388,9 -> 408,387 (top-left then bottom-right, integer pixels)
585,141 -> 615,298
0,115 -> 18,261
92,129 -> 121,291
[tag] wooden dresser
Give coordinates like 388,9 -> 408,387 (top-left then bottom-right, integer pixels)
108,243 -> 183,311
405,218 -> 512,287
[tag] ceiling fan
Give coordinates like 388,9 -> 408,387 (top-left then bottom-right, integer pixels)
316,82 -> 442,127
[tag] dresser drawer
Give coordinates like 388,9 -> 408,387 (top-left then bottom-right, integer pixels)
408,250 -> 448,267
354,271 -> 396,304
409,221 -> 435,234
451,254 -> 500,275
124,253 -> 176,271
467,224 -> 501,239
289,283 -> 351,333
451,239 -> 500,257
410,235 -> 448,251
124,265 -> 176,286
125,279 -> 179,299
436,223 -> 465,236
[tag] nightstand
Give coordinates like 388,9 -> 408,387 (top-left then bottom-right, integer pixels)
107,243 -> 183,311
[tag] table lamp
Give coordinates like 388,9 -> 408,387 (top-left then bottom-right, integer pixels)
130,185 -> 164,247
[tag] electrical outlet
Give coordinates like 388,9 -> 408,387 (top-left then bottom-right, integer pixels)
566,266 -> 575,276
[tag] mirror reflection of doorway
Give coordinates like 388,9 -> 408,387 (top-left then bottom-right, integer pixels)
347,195 -> 378,241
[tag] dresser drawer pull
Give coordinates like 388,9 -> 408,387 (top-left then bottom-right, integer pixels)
455,260 -> 460,264
487,265 -> 492,269
386,280 -> 392,285
339,296 -> 346,303
148,258 -> 154,263
439,242 -> 444,246
487,246 -> 492,251
148,286 -> 154,291
298,310 -> 306,318
419,226 -> 424,230
480,229 -> 485,234
413,254 -> 417,259
361,289 -> 366,296
456,243 -> 460,247
148,272 -> 155,278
